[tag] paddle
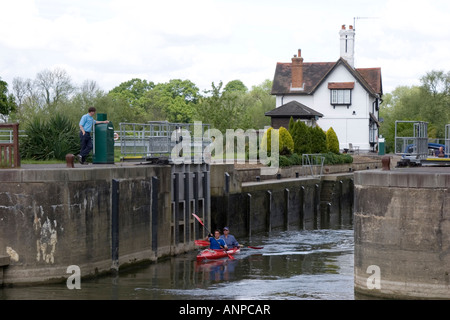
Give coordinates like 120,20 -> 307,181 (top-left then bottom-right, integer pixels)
247,246 -> 264,250
192,213 -> 235,260
195,240 -> 210,247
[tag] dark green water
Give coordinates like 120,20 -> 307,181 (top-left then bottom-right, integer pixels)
0,226 -> 354,300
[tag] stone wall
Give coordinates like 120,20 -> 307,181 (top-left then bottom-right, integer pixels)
0,158 -> 361,286
354,169 -> 450,299
210,164 -> 355,237
0,165 -> 175,285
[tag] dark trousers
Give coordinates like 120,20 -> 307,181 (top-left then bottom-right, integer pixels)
79,132 -> 92,161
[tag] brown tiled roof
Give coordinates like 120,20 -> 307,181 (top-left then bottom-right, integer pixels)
265,100 -> 323,118
271,62 -> 335,95
271,57 -> 382,97
356,68 -> 382,95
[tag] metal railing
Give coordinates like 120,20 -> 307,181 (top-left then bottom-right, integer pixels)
395,120 -> 428,160
0,129 -> 26,143
445,125 -> 450,156
301,154 -> 325,177
119,121 -> 212,163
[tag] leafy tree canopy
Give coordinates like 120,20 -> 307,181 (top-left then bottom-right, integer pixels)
108,78 -> 155,105
0,78 -> 16,120
223,79 -> 248,94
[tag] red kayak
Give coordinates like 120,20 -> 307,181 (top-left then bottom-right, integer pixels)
195,239 -> 264,250
196,247 -> 240,261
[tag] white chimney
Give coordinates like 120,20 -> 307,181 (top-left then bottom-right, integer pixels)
339,24 -> 355,67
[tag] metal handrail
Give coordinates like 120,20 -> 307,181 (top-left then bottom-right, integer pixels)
118,121 -> 211,163
394,120 -> 428,160
301,154 -> 324,177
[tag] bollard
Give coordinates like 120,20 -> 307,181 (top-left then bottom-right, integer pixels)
66,154 -> 75,168
382,155 -> 391,171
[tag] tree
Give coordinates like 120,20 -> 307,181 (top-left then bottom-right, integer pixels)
420,70 -> 450,97
419,70 -> 450,138
0,78 -> 16,122
310,126 -> 327,154
223,80 -> 248,94
12,77 -> 33,109
288,117 -> 295,132
290,120 -> 311,155
9,77 -> 39,123
260,127 -> 273,154
34,67 -> 75,109
279,127 -> 294,155
141,79 -> 199,123
159,79 -> 199,103
244,80 -> 275,130
195,81 -> 249,133
109,78 -> 200,123
165,96 -> 196,123
9,68 -> 76,123
108,78 -> 154,121
62,80 -> 128,127
326,127 -> 340,154
93,93 -> 142,125
260,126 -> 294,157
109,78 -> 155,105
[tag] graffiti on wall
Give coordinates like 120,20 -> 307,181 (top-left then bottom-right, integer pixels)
33,207 -> 58,264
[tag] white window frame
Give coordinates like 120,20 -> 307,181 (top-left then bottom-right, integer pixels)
330,89 -> 352,107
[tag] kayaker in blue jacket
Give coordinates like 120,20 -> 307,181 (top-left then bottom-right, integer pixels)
220,227 -> 242,249
206,229 -> 228,250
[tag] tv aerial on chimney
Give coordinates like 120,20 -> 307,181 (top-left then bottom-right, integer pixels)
353,16 -> 380,30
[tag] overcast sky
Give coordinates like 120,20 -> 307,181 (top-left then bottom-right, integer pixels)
1,0 -> 450,95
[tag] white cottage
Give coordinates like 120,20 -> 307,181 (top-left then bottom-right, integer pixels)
269,25 -> 383,152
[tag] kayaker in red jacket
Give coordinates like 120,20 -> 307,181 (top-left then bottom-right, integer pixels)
205,229 -> 228,250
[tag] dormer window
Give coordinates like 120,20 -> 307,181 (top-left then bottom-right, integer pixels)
328,82 -> 354,108
331,89 -> 351,105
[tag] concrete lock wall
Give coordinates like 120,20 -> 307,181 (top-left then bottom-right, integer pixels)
354,170 -> 450,299
0,165 -> 176,285
0,161 -> 354,286
170,163 -> 211,244
210,164 -> 354,237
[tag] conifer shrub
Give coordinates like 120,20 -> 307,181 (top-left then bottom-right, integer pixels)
270,119 -> 352,168
326,127 -> 340,154
260,127 -> 273,154
260,126 -> 294,155
288,116 -> 295,132
310,126 -> 327,154
289,120 -> 311,155
279,126 -> 294,155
